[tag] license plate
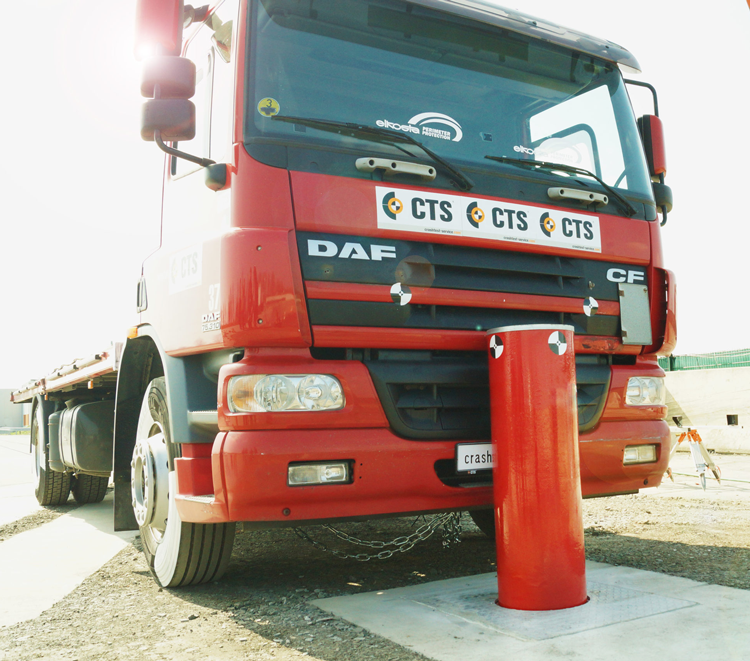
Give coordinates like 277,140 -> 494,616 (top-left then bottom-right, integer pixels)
456,443 -> 495,473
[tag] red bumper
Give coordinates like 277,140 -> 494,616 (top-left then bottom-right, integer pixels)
175,420 -> 670,524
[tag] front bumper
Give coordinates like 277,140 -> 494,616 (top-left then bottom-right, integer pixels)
175,419 -> 670,524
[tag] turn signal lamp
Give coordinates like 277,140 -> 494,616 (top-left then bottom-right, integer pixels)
288,462 -> 350,486
625,377 -> 665,406
623,445 -> 657,465
228,374 -> 344,412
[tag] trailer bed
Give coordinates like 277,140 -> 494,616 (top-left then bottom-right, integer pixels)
10,343 -> 122,404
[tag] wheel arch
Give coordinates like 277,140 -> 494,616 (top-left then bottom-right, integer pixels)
112,326 -> 221,531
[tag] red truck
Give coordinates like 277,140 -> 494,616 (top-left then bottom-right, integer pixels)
12,0 -> 676,587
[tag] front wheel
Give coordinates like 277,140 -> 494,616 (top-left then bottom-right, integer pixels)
131,377 -> 235,587
32,402 -> 71,506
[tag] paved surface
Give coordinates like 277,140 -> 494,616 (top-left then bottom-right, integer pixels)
0,433 -> 40,527
0,495 -> 137,628
0,432 -> 137,629
315,563 -> 750,661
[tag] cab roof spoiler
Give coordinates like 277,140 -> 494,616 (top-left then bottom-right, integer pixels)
411,0 -> 641,73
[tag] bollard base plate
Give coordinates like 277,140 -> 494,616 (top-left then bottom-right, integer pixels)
310,564 -> 743,661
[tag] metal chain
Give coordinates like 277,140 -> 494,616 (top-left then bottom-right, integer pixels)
292,512 -> 462,562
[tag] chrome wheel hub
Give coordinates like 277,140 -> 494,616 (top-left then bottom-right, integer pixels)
131,433 -> 170,533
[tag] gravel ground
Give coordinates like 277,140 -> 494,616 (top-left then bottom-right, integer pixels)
1,463 -> 749,661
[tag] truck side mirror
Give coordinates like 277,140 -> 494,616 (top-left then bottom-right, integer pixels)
141,56 -> 196,99
652,182 -> 673,214
637,114 -> 667,178
135,0 -> 184,60
140,55 -> 198,144
139,53 -> 213,168
141,99 -> 196,142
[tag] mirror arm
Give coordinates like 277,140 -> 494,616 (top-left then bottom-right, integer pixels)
624,79 -> 660,117
154,130 -> 215,167
658,172 -> 668,226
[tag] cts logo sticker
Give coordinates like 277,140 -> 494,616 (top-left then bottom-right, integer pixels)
382,192 -> 404,220
540,213 -> 556,237
466,202 -> 485,229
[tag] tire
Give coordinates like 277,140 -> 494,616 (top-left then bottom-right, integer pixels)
131,377 -> 235,587
32,402 -> 71,506
71,474 -> 109,504
469,509 -> 496,540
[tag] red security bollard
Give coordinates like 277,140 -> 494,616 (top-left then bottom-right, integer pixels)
487,324 -> 587,611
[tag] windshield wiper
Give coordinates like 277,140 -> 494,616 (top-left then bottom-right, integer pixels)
271,115 -> 474,191
484,155 -> 637,217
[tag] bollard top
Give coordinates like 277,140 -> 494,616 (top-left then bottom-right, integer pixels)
485,324 -> 575,335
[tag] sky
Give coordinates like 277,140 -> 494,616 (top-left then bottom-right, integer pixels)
1,0 -> 749,389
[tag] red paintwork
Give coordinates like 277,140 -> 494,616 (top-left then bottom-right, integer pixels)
643,217 -> 678,355
305,281 -> 620,317
220,228 -> 312,348
662,269 -> 677,356
600,356 -> 667,422
175,444 -> 213,496
218,350 -> 388,431
174,419 -> 670,524
646,115 -> 667,177
311,325 -> 641,354
135,0 -> 181,57
232,148 -> 296,230
579,421 -> 669,491
488,326 -> 586,610
289,171 -> 651,265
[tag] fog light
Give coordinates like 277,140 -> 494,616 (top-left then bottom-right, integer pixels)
623,444 -> 657,465
228,374 -> 345,412
288,462 -> 350,486
626,377 -> 666,406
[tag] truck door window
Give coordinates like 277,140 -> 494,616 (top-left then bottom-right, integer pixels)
529,85 -> 620,187
173,29 -> 214,179
210,0 -> 240,164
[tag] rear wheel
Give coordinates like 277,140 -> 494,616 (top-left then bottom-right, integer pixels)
71,474 -> 109,504
131,377 -> 235,587
469,509 -> 496,540
32,402 -> 71,506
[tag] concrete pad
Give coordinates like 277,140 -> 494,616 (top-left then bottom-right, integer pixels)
0,494 -> 137,628
313,563 -> 750,660
0,433 -> 41,527
0,484 -> 41,527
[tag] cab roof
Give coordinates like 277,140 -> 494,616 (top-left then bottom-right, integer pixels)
410,0 -> 641,73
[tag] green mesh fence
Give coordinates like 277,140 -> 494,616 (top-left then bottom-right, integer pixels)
658,348 -> 750,372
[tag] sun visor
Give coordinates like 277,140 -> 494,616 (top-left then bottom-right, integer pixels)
410,0 -> 641,73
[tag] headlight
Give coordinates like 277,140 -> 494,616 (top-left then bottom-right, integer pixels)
625,377 -> 666,406
228,374 -> 345,412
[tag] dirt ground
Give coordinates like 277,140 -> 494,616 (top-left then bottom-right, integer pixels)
1,472 -> 749,661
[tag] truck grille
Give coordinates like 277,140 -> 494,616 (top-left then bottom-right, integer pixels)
297,232 -> 644,336
364,351 -> 611,440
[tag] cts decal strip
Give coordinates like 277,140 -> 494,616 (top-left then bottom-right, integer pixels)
375,187 -> 601,254
169,245 -> 202,294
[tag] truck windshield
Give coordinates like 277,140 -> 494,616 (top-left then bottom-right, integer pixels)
246,0 -> 652,199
